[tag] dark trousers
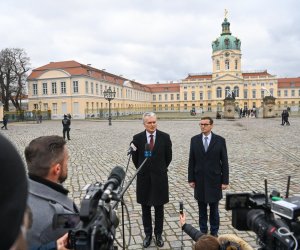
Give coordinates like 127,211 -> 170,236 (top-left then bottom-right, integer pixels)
63,128 -> 70,139
198,201 -> 219,235
1,122 -> 7,129
141,204 -> 164,236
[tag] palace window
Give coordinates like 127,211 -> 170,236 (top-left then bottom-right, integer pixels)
192,91 -> 195,100
216,87 -> 222,98
207,91 -> 211,100
184,92 -> 187,101
291,90 -> 295,97
52,82 -> 57,94
61,82 -> 66,94
43,82 -> 48,95
225,59 -> 230,70
85,81 -> 89,94
235,59 -> 238,70
91,82 -> 94,94
52,103 -> 57,114
225,86 -> 230,97
243,90 -> 248,99
73,81 -> 78,93
33,83 -> 38,95
96,83 -> 99,95
200,92 -> 203,100
252,90 -> 256,98
234,86 -> 239,97
216,60 -> 220,70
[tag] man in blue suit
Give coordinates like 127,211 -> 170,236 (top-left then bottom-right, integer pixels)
188,116 -> 229,237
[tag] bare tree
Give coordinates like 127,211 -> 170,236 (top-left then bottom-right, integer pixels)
0,48 -> 30,111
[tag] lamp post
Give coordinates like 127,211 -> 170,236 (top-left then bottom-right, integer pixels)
103,87 -> 116,125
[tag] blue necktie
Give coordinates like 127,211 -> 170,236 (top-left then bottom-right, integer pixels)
204,137 -> 208,152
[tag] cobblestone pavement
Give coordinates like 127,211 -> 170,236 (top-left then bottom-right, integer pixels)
2,116 -> 300,249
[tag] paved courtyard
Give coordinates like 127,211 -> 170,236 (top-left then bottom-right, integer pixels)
2,116 -> 300,249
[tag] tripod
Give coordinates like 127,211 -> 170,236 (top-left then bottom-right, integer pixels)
112,153 -> 150,249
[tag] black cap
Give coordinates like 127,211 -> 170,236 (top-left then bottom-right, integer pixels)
0,135 -> 28,249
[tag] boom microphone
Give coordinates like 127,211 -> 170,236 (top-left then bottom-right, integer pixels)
127,142 -> 137,155
101,166 -> 125,201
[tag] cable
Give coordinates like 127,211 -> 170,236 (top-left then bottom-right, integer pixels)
277,227 -> 298,250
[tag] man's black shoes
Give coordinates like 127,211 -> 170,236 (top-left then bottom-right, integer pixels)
143,235 -> 152,248
155,235 -> 164,247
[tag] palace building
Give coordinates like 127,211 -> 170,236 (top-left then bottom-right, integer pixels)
27,17 -> 300,119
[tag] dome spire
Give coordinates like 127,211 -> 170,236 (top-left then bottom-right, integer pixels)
221,9 -> 231,35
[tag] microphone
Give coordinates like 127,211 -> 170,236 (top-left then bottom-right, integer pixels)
144,143 -> 152,158
101,166 -> 125,201
127,142 -> 137,155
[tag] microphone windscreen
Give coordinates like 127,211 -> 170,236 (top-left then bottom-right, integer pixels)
145,143 -> 151,152
109,166 -> 125,184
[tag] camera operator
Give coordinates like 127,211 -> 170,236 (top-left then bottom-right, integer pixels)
0,134 -> 70,250
179,212 -> 254,250
25,136 -> 78,248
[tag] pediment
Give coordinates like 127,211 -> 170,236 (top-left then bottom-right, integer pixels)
38,69 -> 71,79
213,73 -> 243,82
123,80 -> 133,88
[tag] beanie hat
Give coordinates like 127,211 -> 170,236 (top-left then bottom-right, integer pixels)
0,134 -> 28,250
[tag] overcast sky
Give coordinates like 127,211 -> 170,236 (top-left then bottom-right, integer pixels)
1,0 -> 299,83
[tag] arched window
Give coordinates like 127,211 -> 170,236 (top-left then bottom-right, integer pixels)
216,87 -> 222,98
225,59 -> 230,70
234,86 -> 239,97
225,86 -> 230,97
216,60 -> 220,70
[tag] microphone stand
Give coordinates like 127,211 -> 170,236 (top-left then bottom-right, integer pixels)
116,153 -> 131,250
112,156 -> 150,249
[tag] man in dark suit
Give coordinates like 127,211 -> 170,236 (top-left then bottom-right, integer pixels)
131,112 -> 172,248
188,116 -> 229,237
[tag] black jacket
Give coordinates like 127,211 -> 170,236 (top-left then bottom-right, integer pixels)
188,132 -> 229,203
132,129 -> 172,206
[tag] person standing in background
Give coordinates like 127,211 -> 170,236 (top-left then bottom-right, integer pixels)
1,114 -> 8,129
62,115 -> 71,140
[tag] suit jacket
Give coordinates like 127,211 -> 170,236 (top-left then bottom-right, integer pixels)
188,132 -> 229,203
132,129 -> 172,206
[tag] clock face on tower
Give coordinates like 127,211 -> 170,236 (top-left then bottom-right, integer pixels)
225,52 -> 230,57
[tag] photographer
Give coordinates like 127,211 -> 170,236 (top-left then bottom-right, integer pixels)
25,136 -> 78,247
0,134 -> 70,250
179,212 -> 254,250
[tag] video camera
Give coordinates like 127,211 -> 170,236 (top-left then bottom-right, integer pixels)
53,166 -> 125,250
226,177 -> 300,250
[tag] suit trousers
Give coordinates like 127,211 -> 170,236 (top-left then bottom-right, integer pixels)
198,200 -> 219,235
141,204 -> 164,236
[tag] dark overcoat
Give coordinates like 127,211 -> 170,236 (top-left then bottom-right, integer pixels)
188,132 -> 229,203
132,130 -> 172,206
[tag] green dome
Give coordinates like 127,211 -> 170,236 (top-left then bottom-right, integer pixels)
212,18 -> 241,52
